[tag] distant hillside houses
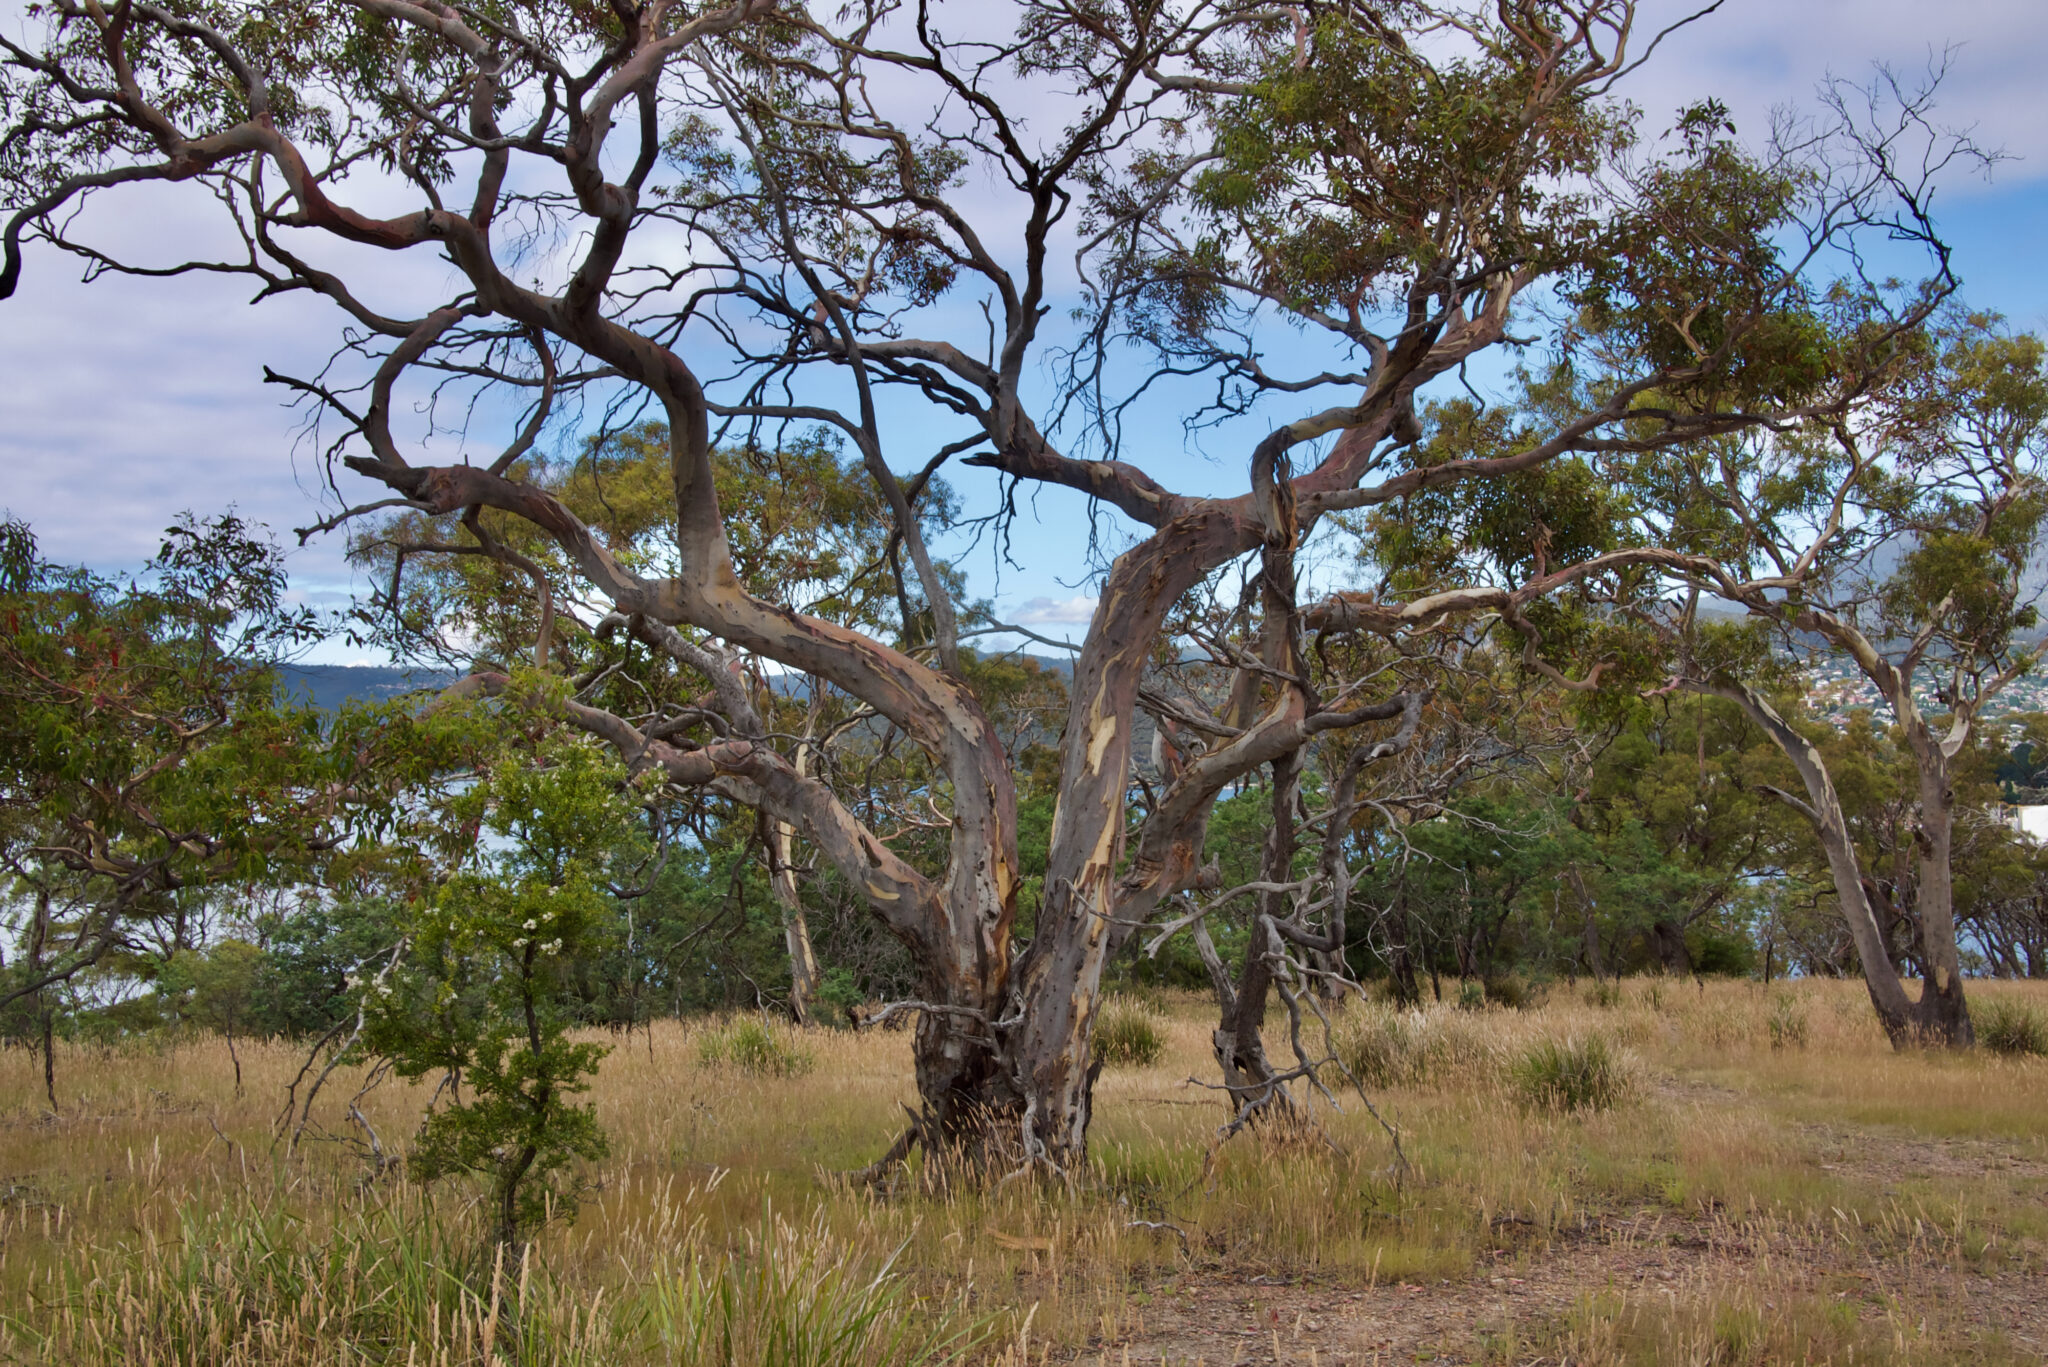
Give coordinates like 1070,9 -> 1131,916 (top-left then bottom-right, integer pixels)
1804,656 -> 2048,725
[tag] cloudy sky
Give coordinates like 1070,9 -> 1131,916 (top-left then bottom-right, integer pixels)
4,0 -> 2046,657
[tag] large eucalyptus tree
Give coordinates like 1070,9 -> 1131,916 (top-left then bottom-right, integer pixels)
2,0 -> 1954,1166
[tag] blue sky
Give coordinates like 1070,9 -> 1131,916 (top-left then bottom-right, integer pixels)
4,0 -> 2046,661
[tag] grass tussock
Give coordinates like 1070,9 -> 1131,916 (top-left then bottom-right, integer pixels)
650,1206 -> 989,1366
1767,994 -> 1809,1050
1510,1034 -> 1631,1114
1334,1003 -> 1496,1089
1091,999 -> 1165,1068
1583,978 -> 1625,1009
695,1017 -> 817,1078
1975,997 -> 2048,1057
1565,1275 -> 2034,1366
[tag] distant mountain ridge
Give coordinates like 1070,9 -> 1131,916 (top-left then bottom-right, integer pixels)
269,654 -> 1076,712
274,664 -> 454,711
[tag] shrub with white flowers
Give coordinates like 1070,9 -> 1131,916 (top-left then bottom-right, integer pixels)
363,693 -> 652,1253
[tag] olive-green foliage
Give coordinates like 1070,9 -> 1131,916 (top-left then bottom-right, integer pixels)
1975,999 -> 2048,1057
0,516 -> 332,1030
1186,10 -> 1620,327
242,900 -> 411,1039
696,1018 -> 816,1078
1092,1000 -> 1165,1069
1876,322 -> 2048,653
1484,976 -> 1539,1010
1573,103 -> 1838,410
1511,1036 -> 1629,1114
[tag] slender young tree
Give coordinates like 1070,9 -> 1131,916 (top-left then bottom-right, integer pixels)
1,0 -> 1959,1164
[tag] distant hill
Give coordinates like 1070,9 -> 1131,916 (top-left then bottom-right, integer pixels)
274,664 -> 454,711
269,652 -> 1078,716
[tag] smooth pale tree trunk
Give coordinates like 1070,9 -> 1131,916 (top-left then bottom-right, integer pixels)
760,735 -> 823,1025
762,811 -> 821,1026
999,507 -> 1267,1169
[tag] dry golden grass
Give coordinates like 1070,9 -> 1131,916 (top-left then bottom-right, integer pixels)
1,980 -> 2044,1365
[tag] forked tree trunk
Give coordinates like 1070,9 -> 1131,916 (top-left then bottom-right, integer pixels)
1647,919 -> 1693,974
369,259 -> 1470,1176
1210,743 -> 1306,1124
1212,919 -> 1296,1117
1693,679 -> 1969,1046
1905,752 -> 1972,1045
998,510 -> 1264,1169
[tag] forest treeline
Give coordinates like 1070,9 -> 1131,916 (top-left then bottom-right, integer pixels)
6,508 -> 2047,1072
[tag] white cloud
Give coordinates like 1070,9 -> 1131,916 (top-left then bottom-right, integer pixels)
1009,595 -> 1100,626
1630,0 -> 2048,185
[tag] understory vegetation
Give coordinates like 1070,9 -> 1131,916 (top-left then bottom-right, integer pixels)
2,979 -> 2043,1366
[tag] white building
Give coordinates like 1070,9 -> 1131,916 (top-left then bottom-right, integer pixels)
2000,805 -> 2048,842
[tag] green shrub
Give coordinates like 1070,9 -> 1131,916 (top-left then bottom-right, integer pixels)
1093,1000 -> 1165,1068
1976,999 -> 2048,1057
814,967 -> 866,1028
1512,1035 -> 1628,1114
1484,976 -> 1537,1010
698,1018 -> 816,1078
1456,980 -> 1488,1012
1583,980 -> 1623,1009
1767,997 -> 1808,1050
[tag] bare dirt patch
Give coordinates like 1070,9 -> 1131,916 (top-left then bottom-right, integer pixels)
1050,1126 -> 2048,1366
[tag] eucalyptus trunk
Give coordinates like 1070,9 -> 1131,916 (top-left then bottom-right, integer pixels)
1693,679 -> 1969,1046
